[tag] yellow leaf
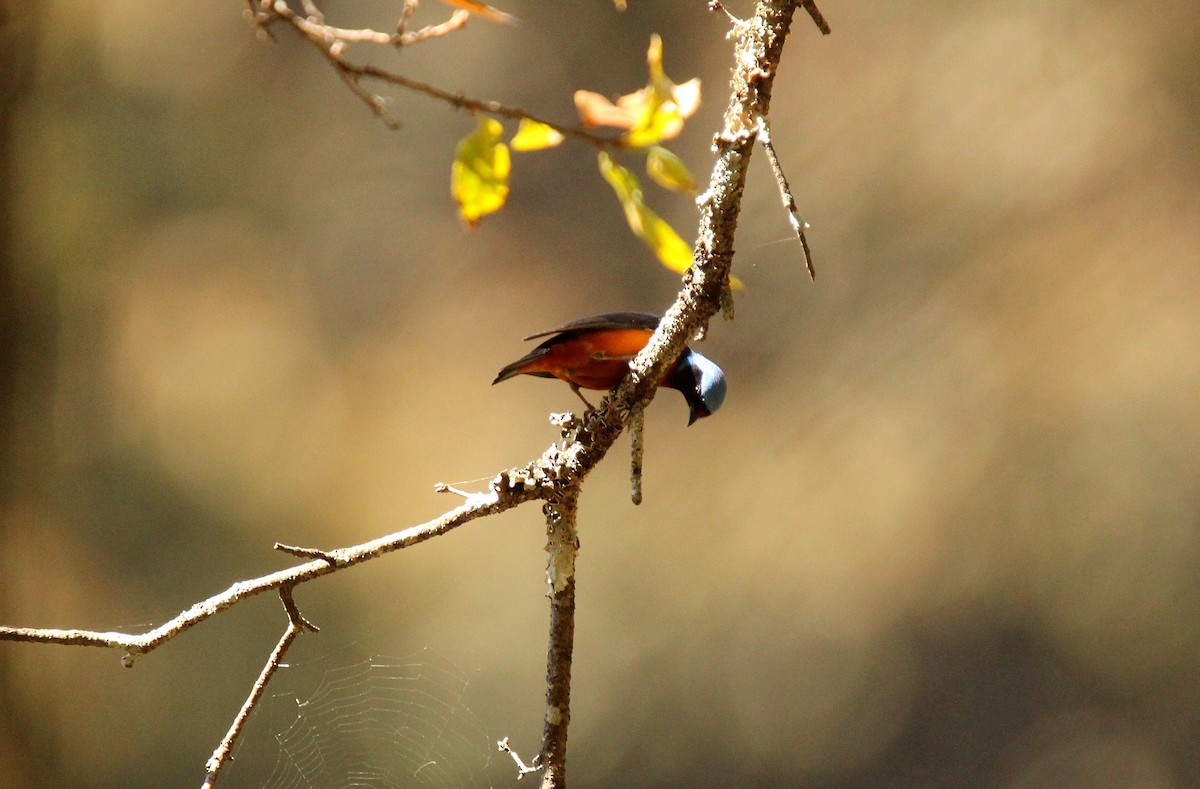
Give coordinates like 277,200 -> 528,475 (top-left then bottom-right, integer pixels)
598,151 -> 637,201
510,119 -> 564,152
636,206 -> 693,273
624,99 -> 684,147
646,146 -> 697,193
452,117 -> 511,226
574,36 -> 700,147
646,33 -> 670,99
598,152 -> 745,289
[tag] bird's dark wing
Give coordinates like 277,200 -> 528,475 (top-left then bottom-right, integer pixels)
521,312 -> 660,341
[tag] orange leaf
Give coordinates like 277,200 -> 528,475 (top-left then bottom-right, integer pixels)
439,0 -> 517,24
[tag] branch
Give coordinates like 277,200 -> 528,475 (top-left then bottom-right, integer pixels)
255,0 -> 622,144
0,474 -> 539,663
584,0 -> 817,446
537,486 -> 580,787
757,113 -> 816,279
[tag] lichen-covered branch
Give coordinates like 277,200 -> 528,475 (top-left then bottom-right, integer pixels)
539,486 -> 580,788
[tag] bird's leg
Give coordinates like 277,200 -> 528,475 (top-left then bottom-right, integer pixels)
569,383 -> 596,413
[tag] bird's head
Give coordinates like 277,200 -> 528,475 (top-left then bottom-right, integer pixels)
670,349 -> 727,425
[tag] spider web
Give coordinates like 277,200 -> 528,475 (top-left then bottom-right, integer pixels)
225,645 -> 502,788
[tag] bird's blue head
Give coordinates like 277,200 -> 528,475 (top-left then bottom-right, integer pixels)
671,349 -> 727,426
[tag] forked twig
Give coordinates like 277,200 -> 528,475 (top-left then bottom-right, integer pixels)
203,586 -> 316,786
497,736 -> 543,778
257,0 -> 620,144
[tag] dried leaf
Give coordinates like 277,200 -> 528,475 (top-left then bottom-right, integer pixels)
574,90 -> 635,130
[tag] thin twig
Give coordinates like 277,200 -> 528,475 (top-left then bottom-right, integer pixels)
331,49 -> 403,129
400,10 -> 470,45
756,113 -> 815,280
707,1 -> 742,25
397,0 -> 418,37
800,0 -> 832,35
352,61 -> 618,144
202,587 -> 315,787
497,737 -> 543,778
629,404 -> 645,505
287,8 -> 470,46
274,542 -> 337,561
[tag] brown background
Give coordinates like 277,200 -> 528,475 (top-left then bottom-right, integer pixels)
2,1 -> 1199,786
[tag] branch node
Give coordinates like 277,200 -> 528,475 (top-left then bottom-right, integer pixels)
279,585 -> 320,632
707,1 -> 743,26
434,481 -> 472,498
274,542 -> 337,563
497,736 -> 544,778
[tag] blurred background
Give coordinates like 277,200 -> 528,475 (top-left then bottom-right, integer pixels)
2,0 -> 1199,786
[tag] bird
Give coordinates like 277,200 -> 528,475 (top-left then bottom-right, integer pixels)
492,312 -> 727,425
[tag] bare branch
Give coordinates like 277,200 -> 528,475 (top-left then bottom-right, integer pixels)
756,113 -> 816,280
202,587 -> 315,786
260,0 -> 621,145
0,476 -> 539,662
